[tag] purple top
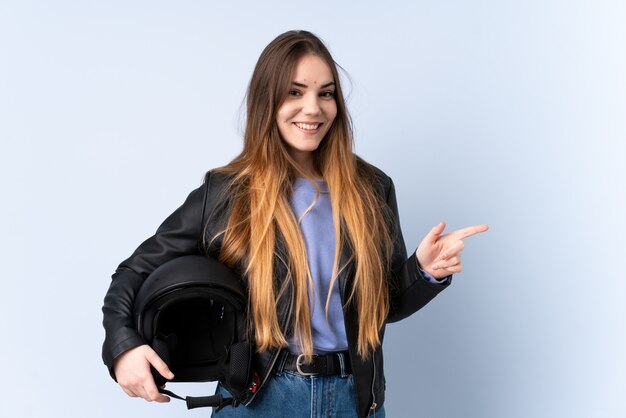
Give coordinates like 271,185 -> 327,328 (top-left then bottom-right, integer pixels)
287,177 -> 444,354
287,177 -> 346,354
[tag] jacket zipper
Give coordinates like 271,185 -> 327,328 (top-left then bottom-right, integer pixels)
243,277 -> 294,406
342,263 -> 377,416
339,262 -> 376,418
369,355 -> 377,416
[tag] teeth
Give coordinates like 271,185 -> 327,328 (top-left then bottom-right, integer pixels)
295,122 -> 320,130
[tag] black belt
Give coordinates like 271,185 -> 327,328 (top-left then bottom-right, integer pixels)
274,351 -> 352,376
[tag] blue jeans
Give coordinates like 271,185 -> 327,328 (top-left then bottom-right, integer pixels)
210,371 -> 385,418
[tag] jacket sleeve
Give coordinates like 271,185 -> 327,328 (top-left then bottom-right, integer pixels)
385,177 -> 451,324
101,172 -> 210,378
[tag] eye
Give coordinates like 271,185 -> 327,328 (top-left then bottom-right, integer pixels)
288,90 -> 301,96
320,91 -> 335,98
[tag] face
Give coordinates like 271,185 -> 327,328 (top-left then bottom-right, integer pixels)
275,54 -> 337,170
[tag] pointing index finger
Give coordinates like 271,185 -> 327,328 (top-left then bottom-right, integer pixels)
450,224 -> 489,240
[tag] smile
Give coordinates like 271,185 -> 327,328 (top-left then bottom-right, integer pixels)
294,122 -> 321,130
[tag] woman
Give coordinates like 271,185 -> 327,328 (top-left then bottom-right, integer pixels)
102,30 -> 488,417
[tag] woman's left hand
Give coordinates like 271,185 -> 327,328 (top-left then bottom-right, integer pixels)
416,221 -> 489,279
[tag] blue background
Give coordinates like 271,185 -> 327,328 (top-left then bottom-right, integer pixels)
1,1 -> 624,417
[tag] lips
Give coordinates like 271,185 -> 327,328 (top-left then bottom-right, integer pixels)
294,122 -> 322,130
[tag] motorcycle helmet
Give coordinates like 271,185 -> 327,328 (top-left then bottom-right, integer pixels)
133,255 -> 257,409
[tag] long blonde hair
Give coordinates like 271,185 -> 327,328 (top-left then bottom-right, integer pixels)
208,30 -> 394,360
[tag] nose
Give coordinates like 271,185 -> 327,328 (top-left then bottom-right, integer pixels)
302,93 -> 321,116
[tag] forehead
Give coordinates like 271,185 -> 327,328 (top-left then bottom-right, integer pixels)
291,54 -> 334,84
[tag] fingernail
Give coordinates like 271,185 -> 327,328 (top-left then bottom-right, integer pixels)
168,372 -> 174,379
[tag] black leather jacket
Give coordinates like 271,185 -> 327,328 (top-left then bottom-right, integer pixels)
102,163 -> 450,418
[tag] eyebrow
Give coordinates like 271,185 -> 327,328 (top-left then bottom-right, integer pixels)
292,81 -> 336,89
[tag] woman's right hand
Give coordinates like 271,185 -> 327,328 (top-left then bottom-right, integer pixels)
113,344 -> 175,403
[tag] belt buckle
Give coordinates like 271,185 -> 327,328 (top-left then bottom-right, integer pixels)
296,354 -> 318,376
